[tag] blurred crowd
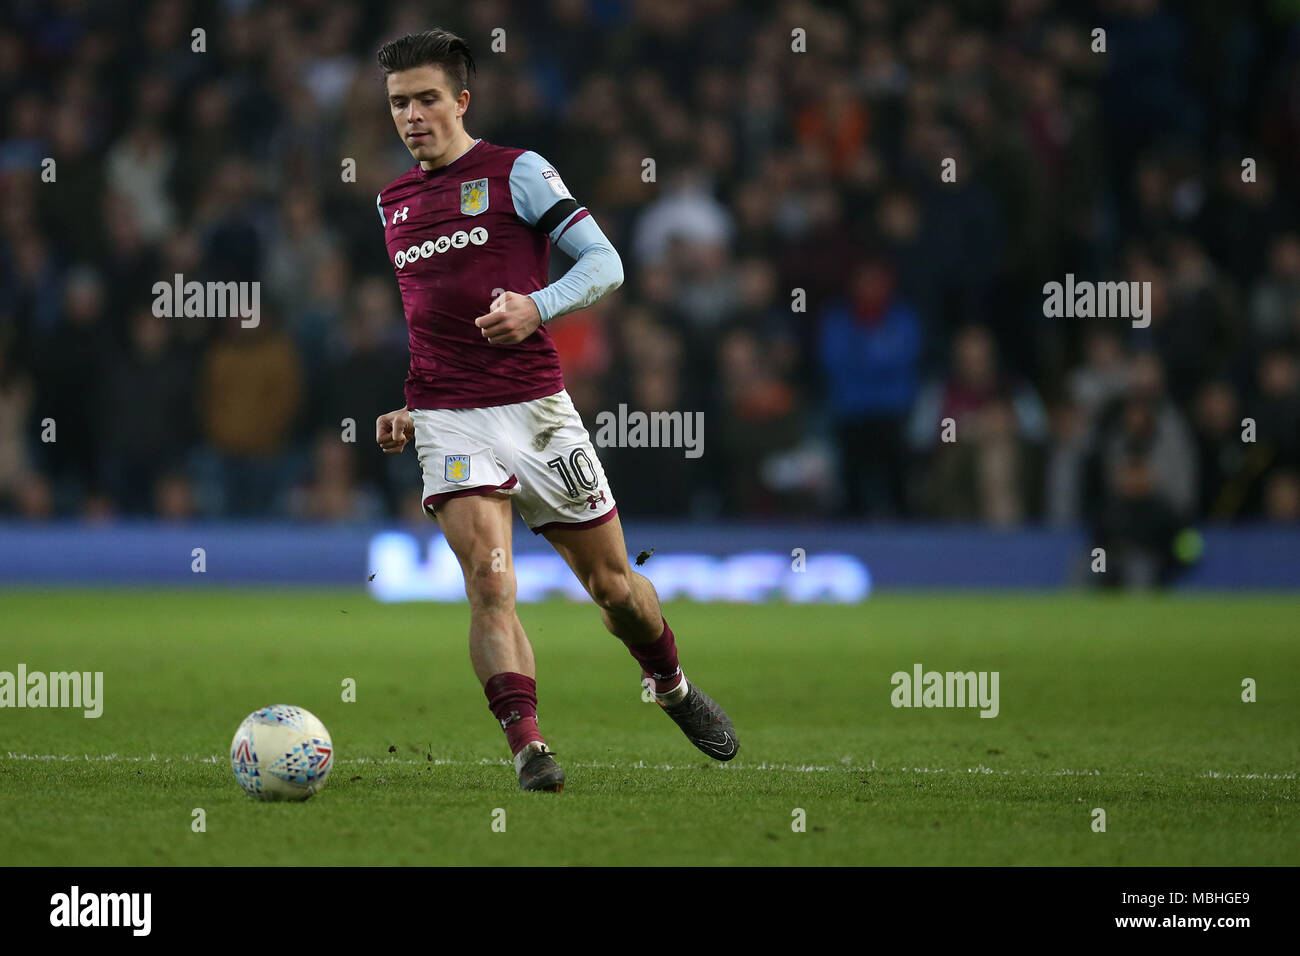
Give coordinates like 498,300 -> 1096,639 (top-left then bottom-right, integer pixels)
1,0 -> 1298,537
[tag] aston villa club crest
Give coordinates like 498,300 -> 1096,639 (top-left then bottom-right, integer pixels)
445,454 -> 471,483
460,178 -> 489,216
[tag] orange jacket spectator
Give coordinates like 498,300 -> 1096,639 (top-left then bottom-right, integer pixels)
198,330 -> 303,457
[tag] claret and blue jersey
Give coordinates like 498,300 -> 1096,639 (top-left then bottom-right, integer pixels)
377,138 -> 623,411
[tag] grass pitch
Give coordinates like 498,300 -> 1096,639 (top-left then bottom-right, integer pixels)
1,590 -> 1296,866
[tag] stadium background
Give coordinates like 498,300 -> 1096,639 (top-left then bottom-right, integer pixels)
0,0 -> 1298,590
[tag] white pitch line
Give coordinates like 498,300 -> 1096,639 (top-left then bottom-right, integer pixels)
2,752 -> 1294,779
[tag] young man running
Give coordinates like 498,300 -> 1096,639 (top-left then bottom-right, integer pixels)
371,29 -> 738,791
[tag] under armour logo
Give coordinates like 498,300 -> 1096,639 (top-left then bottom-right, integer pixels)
585,490 -> 607,510
392,206 -> 409,223
499,710 -> 521,730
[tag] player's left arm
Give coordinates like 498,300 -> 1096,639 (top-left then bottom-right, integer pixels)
474,152 -> 624,345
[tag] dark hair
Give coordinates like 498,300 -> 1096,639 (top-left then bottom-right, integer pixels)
377,29 -> 476,95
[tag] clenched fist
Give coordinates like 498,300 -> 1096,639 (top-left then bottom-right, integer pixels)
473,290 -> 542,345
376,407 -> 415,454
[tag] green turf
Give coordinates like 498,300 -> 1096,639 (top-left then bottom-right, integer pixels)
0,590 -> 1296,865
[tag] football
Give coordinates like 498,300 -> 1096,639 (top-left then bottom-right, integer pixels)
230,705 -> 334,802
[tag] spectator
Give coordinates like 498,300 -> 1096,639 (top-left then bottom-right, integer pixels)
36,266 -> 113,508
0,335 -> 34,513
103,74 -> 176,243
1044,401 -> 1088,526
1251,347 -> 1300,473
714,327 -> 806,516
1093,446 -> 1187,589
101,309 -> 195,514
195,317 -> 303,516
1248,234 -> 1300,346
1192,379 -> 1263,519
153,471 -> 198,522
818,258 -> 921,517
1263,469 -> 1300,523
631,169 -> 733,269
1069,328 -> 1129,428
264,188 -> 345,351
908,325 -> 1047,521
321,277 -> 412,513
288,430 -> 384,522
1085,353 -> 1198,521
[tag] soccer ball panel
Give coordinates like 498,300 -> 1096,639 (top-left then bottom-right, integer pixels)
230,705 -> 333,801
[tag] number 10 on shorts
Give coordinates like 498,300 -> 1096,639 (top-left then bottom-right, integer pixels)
546,449 -> 600,498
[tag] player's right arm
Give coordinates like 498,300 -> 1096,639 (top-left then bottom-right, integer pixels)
376,407 -> 414,454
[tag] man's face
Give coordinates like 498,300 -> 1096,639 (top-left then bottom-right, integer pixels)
386,64 -> 467,165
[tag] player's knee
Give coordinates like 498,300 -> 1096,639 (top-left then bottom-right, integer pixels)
464,561 -> 515,615
587,567 -> 634,613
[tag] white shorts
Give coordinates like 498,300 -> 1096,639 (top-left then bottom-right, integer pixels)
411,389 -> 618,534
